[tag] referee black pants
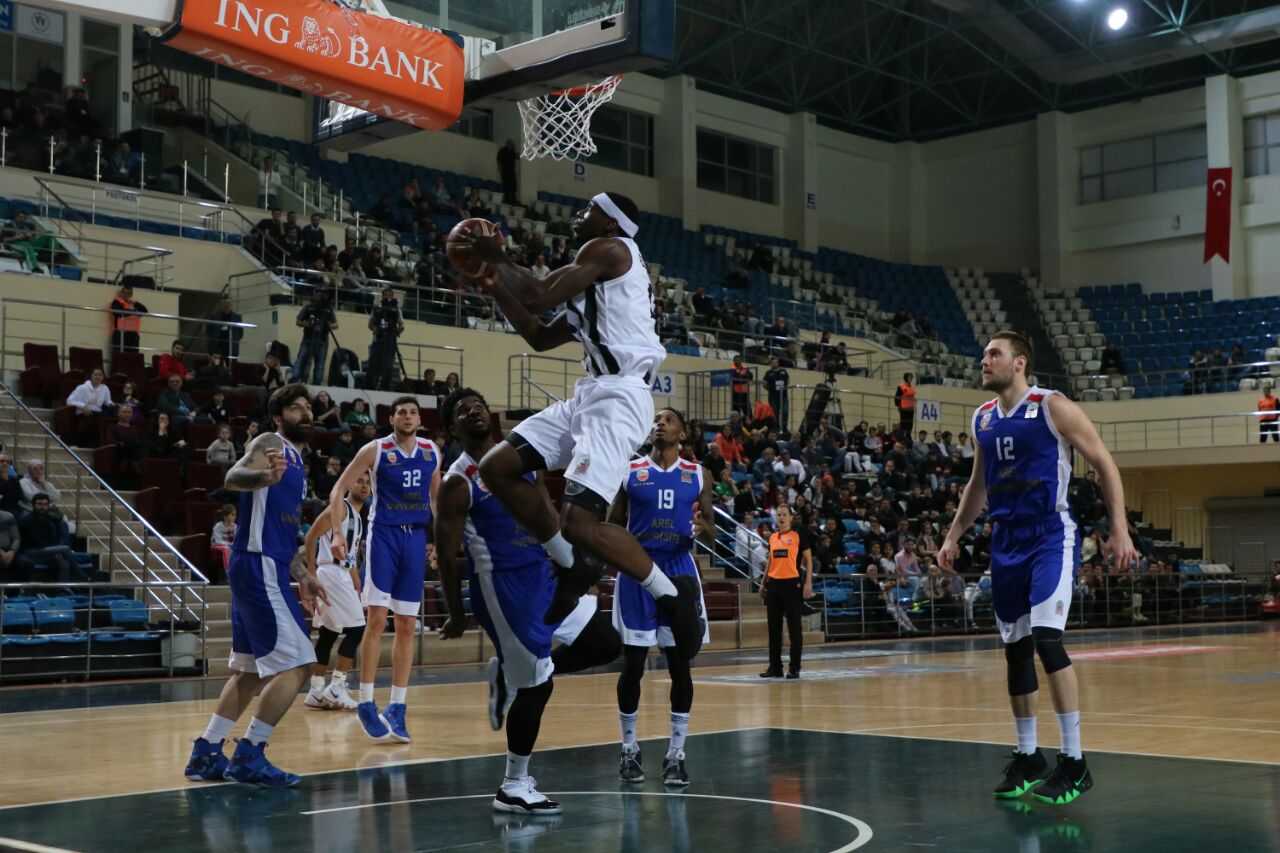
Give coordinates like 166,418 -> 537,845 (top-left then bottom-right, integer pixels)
766,578 -> 803,674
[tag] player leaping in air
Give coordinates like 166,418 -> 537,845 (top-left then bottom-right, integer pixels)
462,193 -> 706,661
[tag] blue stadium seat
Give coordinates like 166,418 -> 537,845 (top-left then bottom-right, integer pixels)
32,598 -> 76,634
108,599 -> 149,629
2,602 -> 34,633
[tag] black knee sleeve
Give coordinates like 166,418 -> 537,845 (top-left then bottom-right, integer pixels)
314,626 -> 340,667
1004,635 -> 1038,696
506,678 -> 554,757
563,481 -> 610,518
552,612 -> 621,675
616,644 -> 649,715
337,624 -> 365,659
663,648 -> 693,714
505,434 -> 548,472
1032,626 -> 1071,674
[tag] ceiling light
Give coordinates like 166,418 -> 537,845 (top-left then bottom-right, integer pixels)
1107,7 -> 1128,29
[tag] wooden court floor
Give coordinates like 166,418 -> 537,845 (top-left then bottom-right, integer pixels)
1,622 -> 1278,851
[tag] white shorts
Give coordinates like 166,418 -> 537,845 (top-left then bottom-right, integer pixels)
314,564 -> 366,633
510,375 -> 654,504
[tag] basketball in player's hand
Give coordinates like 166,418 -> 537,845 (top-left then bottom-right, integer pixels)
446,218 -> 502,279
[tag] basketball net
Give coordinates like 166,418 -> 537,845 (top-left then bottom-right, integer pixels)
517,75 -> 622,161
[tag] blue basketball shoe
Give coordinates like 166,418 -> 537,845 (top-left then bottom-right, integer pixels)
225,739 -> 300,788
382,703 -> 411,743
358,700 -> 393,742
184,737 -> 230,782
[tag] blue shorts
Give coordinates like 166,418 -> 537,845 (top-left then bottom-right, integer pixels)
990,514 -> 1080,644
363,524 -> 428,617
227,552 -> 316,678
612,551 -> 709,648
470,560 -> 597,689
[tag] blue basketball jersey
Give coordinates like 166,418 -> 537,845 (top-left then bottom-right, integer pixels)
369,436 -> 439,528
232,435 -> 306,564
972,386 -> 1073,524
447,451 -> 546,574
624,455 -> 704,555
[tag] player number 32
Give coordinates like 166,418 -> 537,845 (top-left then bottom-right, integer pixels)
402,469 -> 422,488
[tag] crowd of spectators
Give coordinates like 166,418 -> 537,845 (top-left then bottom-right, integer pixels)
1,85 -> 139,185
0,448 -> 96,585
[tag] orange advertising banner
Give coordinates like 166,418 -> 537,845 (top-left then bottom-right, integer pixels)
160,0 -> 464,130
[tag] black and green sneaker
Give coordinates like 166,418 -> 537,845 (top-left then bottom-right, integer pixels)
993,750 -> 1049,799
1031,753 -> 1093,805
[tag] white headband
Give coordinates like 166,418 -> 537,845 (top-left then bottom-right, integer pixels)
592,193 -> 638,237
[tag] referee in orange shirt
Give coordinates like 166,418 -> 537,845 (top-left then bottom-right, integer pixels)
760,504 -> 813,680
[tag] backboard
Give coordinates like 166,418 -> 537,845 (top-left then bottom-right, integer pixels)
313,0 -> 673,148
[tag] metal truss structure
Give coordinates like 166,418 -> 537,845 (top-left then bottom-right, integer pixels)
667,0 -> 1280,140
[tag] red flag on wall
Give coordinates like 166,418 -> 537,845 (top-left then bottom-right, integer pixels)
1203,167 -> 1232,264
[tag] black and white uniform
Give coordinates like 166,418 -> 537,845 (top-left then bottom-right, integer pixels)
313,497 -> 366,632
509,236 -> 666,502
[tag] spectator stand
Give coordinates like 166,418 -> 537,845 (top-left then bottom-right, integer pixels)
0,380 -> 210,682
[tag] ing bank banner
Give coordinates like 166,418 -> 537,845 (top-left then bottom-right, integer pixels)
160,0 -> 464,130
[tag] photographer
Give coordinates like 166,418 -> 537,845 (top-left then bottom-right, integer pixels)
294,292 -> 338,385
367,285 -> 404,391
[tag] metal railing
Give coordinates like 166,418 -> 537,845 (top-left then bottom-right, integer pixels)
819,569 -> 1264,641
1090,410 -> 1276,453
0,380 -> 209,628
0,580 -> 208,682
0,299 -> 255,376
34,175 -> 255,245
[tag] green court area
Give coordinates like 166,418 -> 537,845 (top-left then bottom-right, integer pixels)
2,729 -> 1276,852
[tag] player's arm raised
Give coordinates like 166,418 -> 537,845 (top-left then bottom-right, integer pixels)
433,473 -> 470,640
939,421 -> 988,570
224,432 -> 285,491
326,440 -> 377,563
1047,394 -> 1138,569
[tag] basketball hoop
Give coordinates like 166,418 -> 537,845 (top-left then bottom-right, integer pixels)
518,75 -> 622,161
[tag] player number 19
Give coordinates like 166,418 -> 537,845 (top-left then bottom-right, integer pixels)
658,488 -> 675,510
995,436 -> 1015,461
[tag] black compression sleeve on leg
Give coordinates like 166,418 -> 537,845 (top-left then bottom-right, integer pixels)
337,623 -> 365,659
663,648 -> 694,714
506,678 -> 554,757
551,611 -> 622,674
615,644 -> 649,716
314,626 -> 340,667
1005,635 -> 1038,696
1032,626 -> 1072,674
505,433 -> 548,472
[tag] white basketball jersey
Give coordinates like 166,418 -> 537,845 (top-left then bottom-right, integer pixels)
316,497 -> 363,570
563,237 -> 665,381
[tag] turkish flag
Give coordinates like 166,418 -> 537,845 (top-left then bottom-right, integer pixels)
1203,167 -> 1232,264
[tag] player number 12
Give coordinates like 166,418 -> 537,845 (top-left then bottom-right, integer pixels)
995,436 -> 1015,461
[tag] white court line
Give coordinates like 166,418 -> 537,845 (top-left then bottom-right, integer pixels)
301,790 -> 874,853
846,721 -> 1280,736
774,725 -> 1280,768
0,837 -> 80,853
0,725 -> 754,812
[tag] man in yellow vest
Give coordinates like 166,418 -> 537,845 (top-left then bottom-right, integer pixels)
1260,384 -> 1278,444
894,372 -> 916,437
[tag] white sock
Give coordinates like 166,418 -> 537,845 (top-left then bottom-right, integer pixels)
360,682 -> 375,703
245,716 -> 274,746
668,712 -> 690,757
331,670 -> 347,687
1014,716 -> 1037,755
1057,711 -> 1082,759
202,713 -> 235,744
390,685 -> 407,705
311,674 -> 325,692
542,532 -> 574,568
505,751 -> 530,782
620,711 -> 639,749
640,565 -> 678,600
